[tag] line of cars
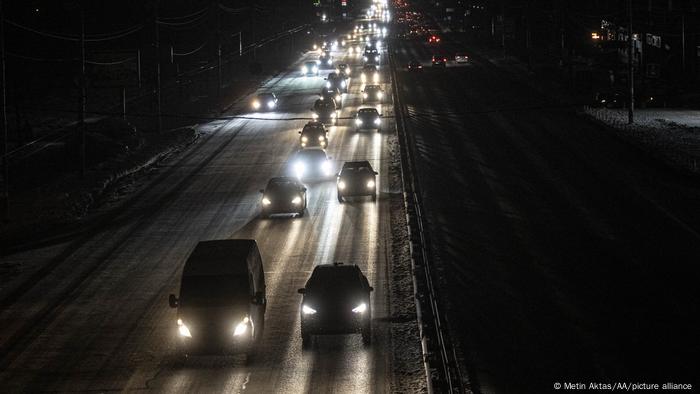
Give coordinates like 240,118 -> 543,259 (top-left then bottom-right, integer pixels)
168,7 -> 391,359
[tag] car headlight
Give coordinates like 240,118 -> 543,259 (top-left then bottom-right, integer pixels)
327,59 -> 332,64
374,118 -> 381,125
291,196 -> 302,205
267,101 -> 275,108
177,319 -> 192,338
321,160 -> 331,174
352,303 -> 367,313
335,95 -> 341,102
377,92 -> 383,99
301,136 -> 308,142
262,197 -> 271,205
313,44 -> 318,50
338,180 -> 346,190
233,316 -> 249,336
318,135 -> 325,141
301,66 -> 307,73
252,100 -> 260,109
294,162 -> 305,176
312,66 -> 318,73
312,113 -> 318,119
302,305 -> 317,314
330,112 -> 336,119
363,56 -> 368,61
375,56 -> 379,61
355,118 -> 363,126
326,81 -> 331,88
341,81 -> 346,88
367,180 -> 375,188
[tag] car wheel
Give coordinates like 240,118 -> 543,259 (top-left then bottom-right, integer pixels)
337,194 -> 343,203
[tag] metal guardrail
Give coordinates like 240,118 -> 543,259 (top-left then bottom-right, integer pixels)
388,41 -> 466,394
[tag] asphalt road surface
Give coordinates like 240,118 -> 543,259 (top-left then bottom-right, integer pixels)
393,37 -> 700,393
0,36 -> 408,392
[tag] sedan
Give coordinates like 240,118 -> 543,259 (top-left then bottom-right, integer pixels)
251,93 -> 278,111
298,263 -> 373,347
291,148 -> 333,180
354,108 -> 382,132
337,160 -> 378,202
260,177 -> 307,218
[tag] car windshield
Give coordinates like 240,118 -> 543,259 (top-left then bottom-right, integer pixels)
307,269 -> 362,295
180,275 -> 249,307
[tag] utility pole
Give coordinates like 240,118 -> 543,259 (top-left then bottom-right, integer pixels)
0,0 -> 8,221
681,14 -> 685,73
627,0 -> 634,124
155,1 -> 162,133
80,3 -> 86,177
217,5 -> 222,101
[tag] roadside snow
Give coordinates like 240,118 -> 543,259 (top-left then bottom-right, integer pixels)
583,106 -> 700,173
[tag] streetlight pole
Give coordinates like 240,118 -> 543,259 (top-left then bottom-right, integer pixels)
80,3 -> 86,176
0,0 -> 8,221
155,2 -> 162,133
627,0 -> 634,124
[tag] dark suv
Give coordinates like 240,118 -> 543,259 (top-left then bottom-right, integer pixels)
298,263 -> 373,347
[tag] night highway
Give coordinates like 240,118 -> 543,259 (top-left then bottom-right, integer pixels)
1,0 -> 700,393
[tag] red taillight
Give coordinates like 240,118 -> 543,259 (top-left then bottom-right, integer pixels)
443,58 -> 447,61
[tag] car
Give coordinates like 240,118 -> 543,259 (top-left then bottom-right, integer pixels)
319,51 -> 333,68
432,55 -> 447,67
427,34 -> 441,44
455,52 -> 469,63
169,240 -> 266,357
361,64 -> 379,83
319,87 -> 343,109
298,262 -> 373,347
354,108 -> 382,132
407,60 -> 423,70
299,121 -> 328,148
325,72 -> 348,93
363,47 -> 380,63
301,61 -> 319,76
251,93 -> 278,111
336,63 -> 351,76
259,177 -> 307,218
291,148 -> 333,180
361,84 -> 384,103
336,160 -> 378,202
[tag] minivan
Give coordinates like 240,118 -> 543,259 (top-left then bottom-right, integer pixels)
169,239 -> 266,357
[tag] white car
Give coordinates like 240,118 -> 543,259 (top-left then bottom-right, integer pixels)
455,52 -> 469,64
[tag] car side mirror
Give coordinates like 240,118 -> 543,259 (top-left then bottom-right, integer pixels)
369,286 -> 374,292
169,294 -> 179,308
297,288 -> 305,294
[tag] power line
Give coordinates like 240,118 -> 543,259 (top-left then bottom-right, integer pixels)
4,18 -> 143,42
